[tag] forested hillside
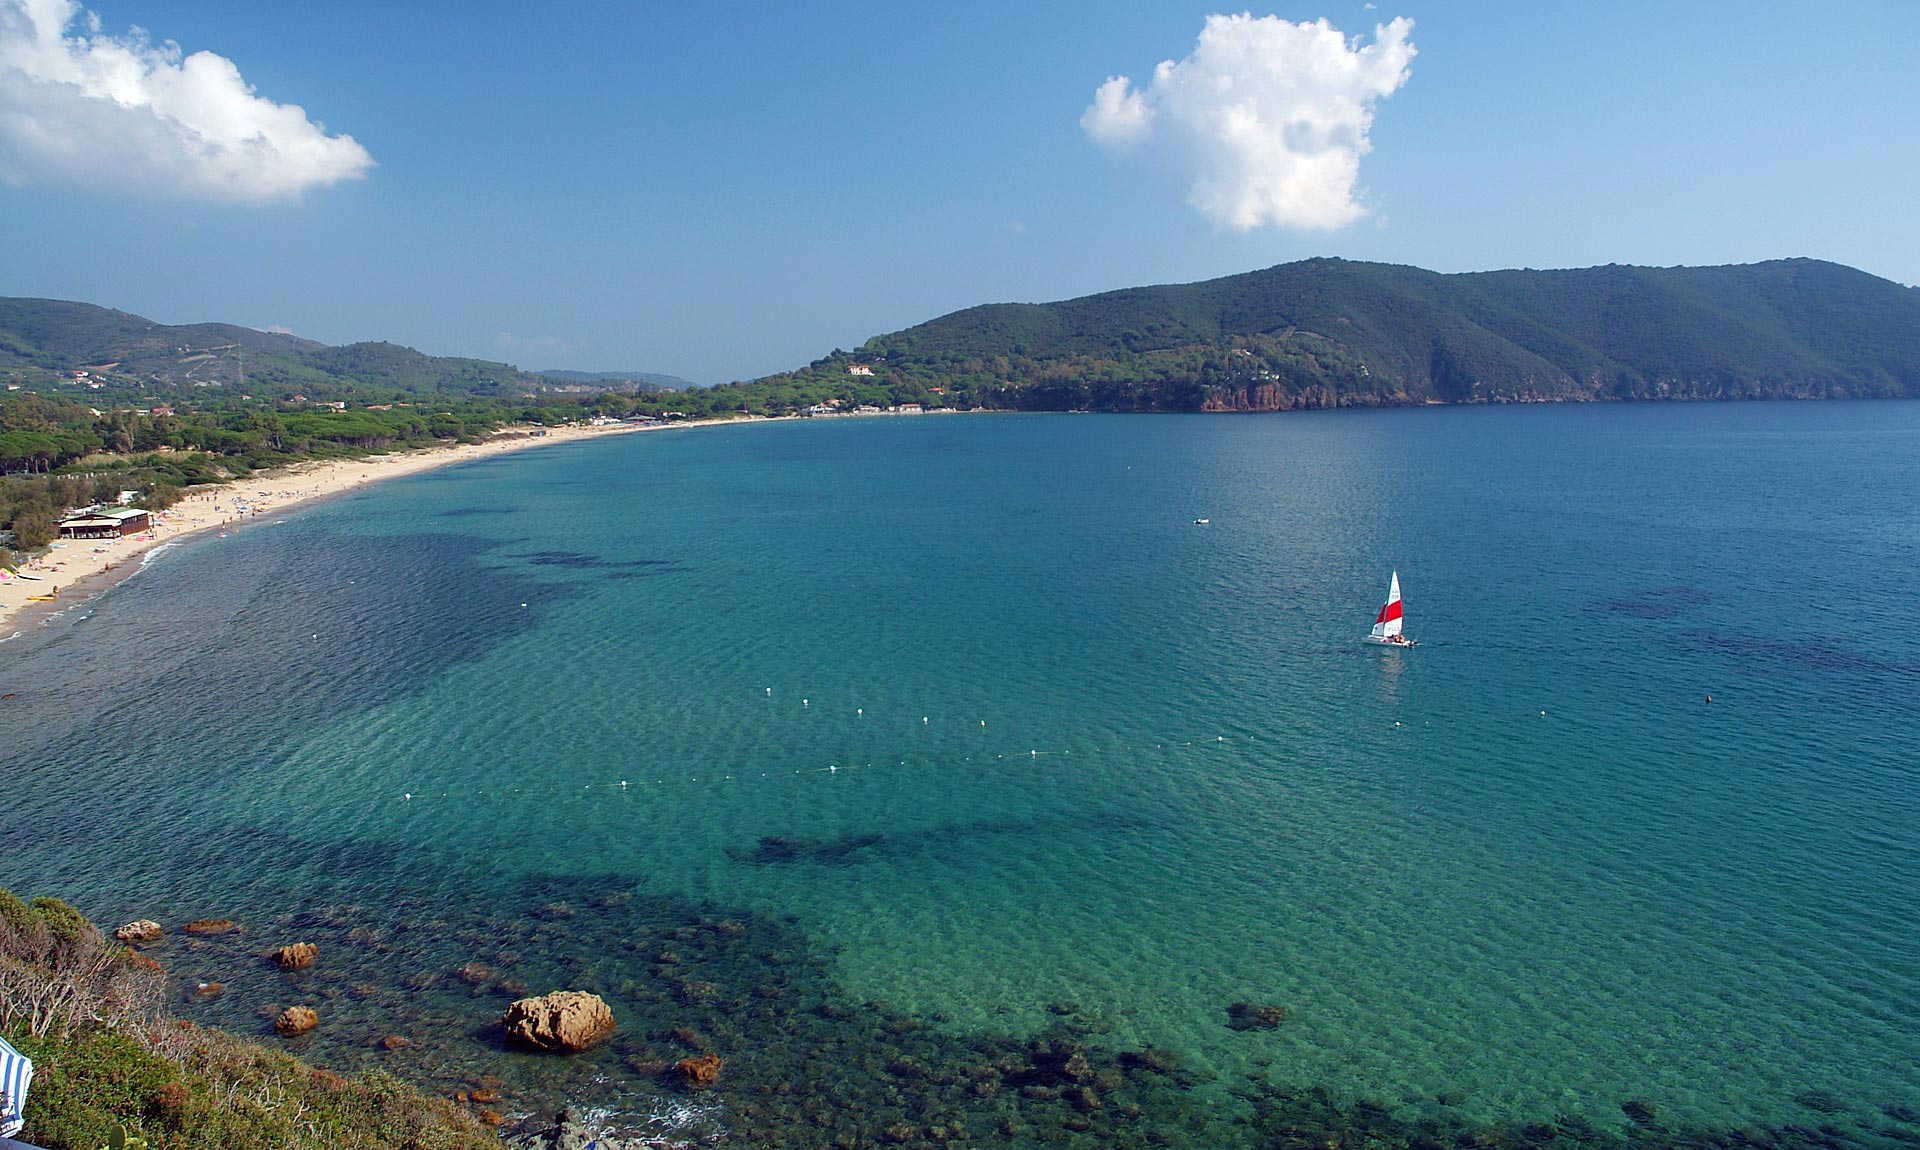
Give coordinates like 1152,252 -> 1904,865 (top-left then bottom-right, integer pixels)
0,298 -> 615,398
752,258 -> 1920,412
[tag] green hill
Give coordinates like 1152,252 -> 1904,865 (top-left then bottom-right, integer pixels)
759,258 -> 1920,411
0,298 -> 651,400
541,368 -> 698,390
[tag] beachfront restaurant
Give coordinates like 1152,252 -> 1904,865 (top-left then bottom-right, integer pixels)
57,507 -> 152,539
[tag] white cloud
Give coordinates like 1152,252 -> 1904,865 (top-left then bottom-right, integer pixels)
1081,13 -> 1415,231
0,0 -> 373,202
1081,76 -> 1153,147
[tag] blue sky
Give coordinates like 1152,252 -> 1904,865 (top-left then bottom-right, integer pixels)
1,0 -> 1916,382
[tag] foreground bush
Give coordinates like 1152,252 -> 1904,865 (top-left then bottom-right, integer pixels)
13,1024 -> 499,1150
0,882 -> 499,1150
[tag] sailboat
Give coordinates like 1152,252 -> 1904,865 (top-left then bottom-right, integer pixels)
1365,571 -> 1414,646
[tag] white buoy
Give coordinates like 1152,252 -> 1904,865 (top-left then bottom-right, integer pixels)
403,793 -> 411,801
829,765 -> 837,773
857,708 -> 863,715
520,603 -> 528,608
766,687 -> 772,695
923,716 -> 929,724
803,698 -> 809,707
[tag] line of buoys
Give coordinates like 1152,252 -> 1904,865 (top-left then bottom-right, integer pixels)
388,731 -> 1249,806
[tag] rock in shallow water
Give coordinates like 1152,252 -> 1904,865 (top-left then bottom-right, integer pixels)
274,1005 -> 319,1036
501,990 -> 616,1052
678,1052 -> 724,1088
115,919 -> 164,944
273,941 -> 318,969
1225,1001 -> 1287,1031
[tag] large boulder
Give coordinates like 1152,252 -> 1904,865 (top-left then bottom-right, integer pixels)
114,919 -> 164,945
501,991 -> 615,1053
274,1005 -> 319,1036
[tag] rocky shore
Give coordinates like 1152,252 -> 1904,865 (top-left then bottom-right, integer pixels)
91,869 -> 1920,1150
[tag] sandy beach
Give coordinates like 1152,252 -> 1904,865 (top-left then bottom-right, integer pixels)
0,421 -> 667,640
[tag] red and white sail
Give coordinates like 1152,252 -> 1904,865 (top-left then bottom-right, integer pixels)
1369,571 -> 1404,640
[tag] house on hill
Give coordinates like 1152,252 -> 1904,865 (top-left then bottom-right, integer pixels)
846,364 -> 874,376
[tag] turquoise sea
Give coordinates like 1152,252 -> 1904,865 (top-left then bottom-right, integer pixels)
3,403 -> 1918,1147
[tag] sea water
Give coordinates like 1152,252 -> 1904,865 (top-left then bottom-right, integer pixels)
2,403 -> 1916,1141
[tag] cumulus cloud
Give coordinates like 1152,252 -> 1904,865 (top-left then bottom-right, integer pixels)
0,0 -> 373,202
1081,13 -> 1415,231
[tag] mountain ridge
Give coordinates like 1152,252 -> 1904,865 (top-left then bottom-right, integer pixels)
751,257 -> 1920,411
0,297 -> 678,399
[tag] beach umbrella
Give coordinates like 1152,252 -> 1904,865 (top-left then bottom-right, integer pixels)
0,1032 -> 30,1138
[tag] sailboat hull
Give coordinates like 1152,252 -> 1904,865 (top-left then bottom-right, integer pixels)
1364,635 -> 1415,647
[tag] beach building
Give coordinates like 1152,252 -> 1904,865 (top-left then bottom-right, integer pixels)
57,507 -> 151,539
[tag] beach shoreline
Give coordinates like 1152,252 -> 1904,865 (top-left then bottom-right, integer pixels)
0,420 -> 682,641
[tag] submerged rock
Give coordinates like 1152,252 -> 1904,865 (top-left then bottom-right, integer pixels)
503,1106 -> 595,1150
501,991 -> 616,1053
274,1005 -> 319,1036
1120,1046 -> 1180,1075
1225,1001 -> 1287,1031
115,919 -> 164,944
272,941 -> 318,969
182,918 -> 239,935
678,1052 -> 724,1088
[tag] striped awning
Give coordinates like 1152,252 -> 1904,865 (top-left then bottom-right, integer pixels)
0,1033 -> 30,1138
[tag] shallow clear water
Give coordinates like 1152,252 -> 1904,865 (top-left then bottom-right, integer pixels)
4,403 -> 1918,1136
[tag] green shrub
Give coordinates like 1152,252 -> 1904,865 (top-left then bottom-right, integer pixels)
12,1022 -> 500,1150
29,897 -> 90,944
8,1028 -> 179,1149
